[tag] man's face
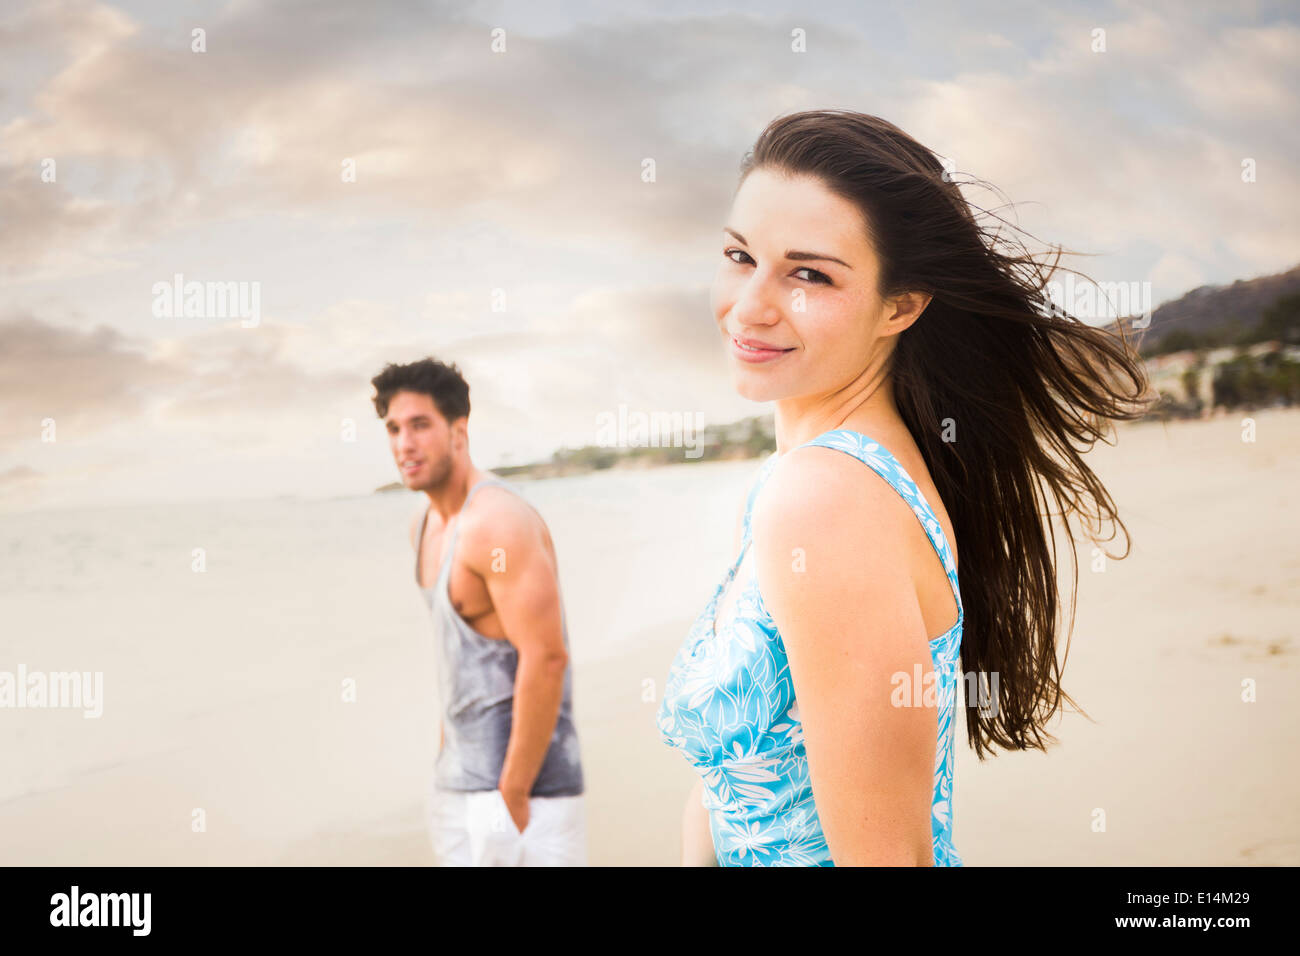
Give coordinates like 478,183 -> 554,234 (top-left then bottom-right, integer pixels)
384,390 -> 458,491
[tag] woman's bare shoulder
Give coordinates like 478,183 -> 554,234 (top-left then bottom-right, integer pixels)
751,445 -> 918,584
756,443 -> 909,528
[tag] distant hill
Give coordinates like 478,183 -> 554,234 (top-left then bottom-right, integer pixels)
1118,264 -> 1300,355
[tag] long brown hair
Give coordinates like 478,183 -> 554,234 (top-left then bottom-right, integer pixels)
740,110 -> 1155,759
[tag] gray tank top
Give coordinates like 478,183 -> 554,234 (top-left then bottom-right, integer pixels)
416,477 -> 583,797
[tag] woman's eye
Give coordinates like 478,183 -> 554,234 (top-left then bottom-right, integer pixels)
725,249 -> 830,285
794,267 -> 831,285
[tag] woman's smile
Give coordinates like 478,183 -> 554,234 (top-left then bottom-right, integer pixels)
729,332 -> 797,363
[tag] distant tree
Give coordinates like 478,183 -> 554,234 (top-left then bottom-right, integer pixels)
1213,354 -> 1269,409
1148,328 -> 1202,355
745,417 -> 774,455
1256,293 -> 1300,346
1204,321 -> 1244,349
1262,353 -> 1300,405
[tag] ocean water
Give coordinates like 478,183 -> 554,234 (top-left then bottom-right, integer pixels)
0,459 -> 761,810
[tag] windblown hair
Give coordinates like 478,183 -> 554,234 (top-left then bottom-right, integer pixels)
740,110 -> 1156,759
370,357 -> 470,422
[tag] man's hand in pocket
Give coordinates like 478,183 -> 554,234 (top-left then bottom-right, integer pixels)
498,786 -> 530,835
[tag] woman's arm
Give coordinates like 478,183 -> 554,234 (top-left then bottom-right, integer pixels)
681,779 -> 718,866
752,447 -> 937,866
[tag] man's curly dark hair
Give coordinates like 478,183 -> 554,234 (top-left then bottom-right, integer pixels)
370,357 -> 470,422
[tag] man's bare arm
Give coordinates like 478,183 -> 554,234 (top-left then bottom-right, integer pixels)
462,491 -> 568,827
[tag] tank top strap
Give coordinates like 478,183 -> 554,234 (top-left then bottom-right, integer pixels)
795,429 -> 963,617
438,476 -> 512,584
740,452 -> 782,546
414,505 -> 432,586
462,475 -> 511,512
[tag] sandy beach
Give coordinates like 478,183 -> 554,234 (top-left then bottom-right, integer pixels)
1,408 -> 1296,865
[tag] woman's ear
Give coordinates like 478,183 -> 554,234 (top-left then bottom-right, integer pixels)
884,290 -> 933,335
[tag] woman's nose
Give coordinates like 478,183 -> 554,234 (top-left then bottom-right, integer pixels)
731,273 -> 782,327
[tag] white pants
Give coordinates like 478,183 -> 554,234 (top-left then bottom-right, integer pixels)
427,782 -> 587,866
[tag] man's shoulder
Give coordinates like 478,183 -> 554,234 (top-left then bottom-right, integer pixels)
459,479 -> 547,552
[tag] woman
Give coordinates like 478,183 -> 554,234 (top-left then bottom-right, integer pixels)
656,110 -> 1153,866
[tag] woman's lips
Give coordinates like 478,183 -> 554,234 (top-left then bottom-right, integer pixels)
730,334 -> 795,364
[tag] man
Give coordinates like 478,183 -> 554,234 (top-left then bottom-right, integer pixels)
371,357 -> 585,866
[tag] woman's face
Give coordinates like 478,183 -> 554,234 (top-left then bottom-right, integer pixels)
710,167 -> 894,404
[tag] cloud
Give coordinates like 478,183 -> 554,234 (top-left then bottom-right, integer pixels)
0,311 -> 369,450
1,0 -> 1296,509
0,0 -> 763,280
0,314 -> 183,447
0,278 -> 752,509
904,12 -> 1300,298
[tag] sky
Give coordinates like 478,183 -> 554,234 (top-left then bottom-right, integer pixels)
1,0 -> 1297,511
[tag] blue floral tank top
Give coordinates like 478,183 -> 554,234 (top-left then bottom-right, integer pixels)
656,429 -> 964,866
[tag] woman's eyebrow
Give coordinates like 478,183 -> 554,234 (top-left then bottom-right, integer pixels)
723,227 -> 853,270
